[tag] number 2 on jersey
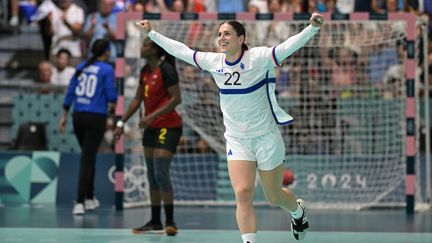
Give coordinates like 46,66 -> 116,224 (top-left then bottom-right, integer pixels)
158,128 -> 167,144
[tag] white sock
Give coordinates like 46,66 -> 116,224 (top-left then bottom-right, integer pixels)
241,233 -> 257,243
290,202 -> 303,220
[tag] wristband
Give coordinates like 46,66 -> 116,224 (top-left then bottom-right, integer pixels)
116,120 -> 124,128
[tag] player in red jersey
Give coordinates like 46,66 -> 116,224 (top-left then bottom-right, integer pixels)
114,37 -> 182,236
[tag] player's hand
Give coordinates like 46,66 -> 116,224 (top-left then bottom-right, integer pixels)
113,127 -> 123,143
310,13 -> 324,27
103,22 -> 110,30
58,115 -> 67,134
136,20 -> 152,34
138,114 -> 156,129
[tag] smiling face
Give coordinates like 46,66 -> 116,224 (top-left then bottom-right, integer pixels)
218,23 -> 244,56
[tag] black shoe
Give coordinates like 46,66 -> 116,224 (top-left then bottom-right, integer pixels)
165,222 -> 178,236
132,221 -> 164,234
291,199 -> 309,240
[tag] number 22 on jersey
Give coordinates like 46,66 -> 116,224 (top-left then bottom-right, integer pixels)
224,71 -> 241,85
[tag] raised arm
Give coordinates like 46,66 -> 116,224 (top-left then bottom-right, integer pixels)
273,13 -> 324,65
136,20 -> 197,67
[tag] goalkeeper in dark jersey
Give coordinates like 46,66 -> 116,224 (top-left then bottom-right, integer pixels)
59,38 -> 118,215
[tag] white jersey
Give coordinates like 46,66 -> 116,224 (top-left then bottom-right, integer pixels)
148,25 -> 320,138
193,48 -> 291,138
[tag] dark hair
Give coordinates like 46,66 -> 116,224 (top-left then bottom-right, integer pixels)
152,42 -> 176,70
219,20 -> 249,51
56,48 -> 72,58
74,38 -> 110,78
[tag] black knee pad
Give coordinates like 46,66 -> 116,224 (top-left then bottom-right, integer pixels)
154,157 -> 173,192
145,157 -> 159,190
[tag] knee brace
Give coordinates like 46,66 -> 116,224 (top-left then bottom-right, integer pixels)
153,157 -> 173,192
145,157 -> 159,190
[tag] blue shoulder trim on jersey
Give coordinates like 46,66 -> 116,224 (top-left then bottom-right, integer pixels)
220,77 -> 275,94
193,51 -> 203,70
272,46 -> 279,66
224,50 -> 244,66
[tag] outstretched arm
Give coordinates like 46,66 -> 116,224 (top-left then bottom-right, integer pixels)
136,20 -> 197,67
273,13 -> 324,65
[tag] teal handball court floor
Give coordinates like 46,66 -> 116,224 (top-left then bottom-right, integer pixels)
1,228 -> 431,243
1,204 -> 431,243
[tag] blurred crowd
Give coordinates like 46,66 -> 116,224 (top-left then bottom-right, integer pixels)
1,0 -> 430,89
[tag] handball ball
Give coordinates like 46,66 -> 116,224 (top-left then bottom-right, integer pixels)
283,169 -> 295,186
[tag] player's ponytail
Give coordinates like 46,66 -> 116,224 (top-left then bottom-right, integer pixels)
73,38 -> 111,79
219,20 -> 249,51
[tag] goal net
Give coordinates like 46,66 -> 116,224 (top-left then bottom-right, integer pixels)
120,13 -> 428,209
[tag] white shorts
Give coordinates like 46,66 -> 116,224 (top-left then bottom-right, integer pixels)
225,129 -> 285,171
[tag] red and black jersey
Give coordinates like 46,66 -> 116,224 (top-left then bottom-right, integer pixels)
140,60 -> 182,128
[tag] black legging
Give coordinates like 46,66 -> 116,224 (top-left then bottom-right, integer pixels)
72,112 -> 107,203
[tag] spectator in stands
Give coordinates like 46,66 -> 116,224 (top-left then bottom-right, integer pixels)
51,49 -> 76,86
171,0 -> 185,12
172,0 -> 205,12
9,0 -> 19,27
83,0 -> 117,63
50,0 -> 84,66
37,60 -> 53,84
289,0 -> 304,13
382,42 -> 404,98
248,0 -> 268,13
266,0 -> 292,46
112,0 -> 135,13
59,38 -> 118,215
336,0 -> 356,13
125,2 -> 145,58
371,0 -> 404,13
143,0 -> 170,12
113,37 -> 182,236
330,47 -> 357,90
385,0 -> 400,12
317,0 -> 341,13
371,0 -> 386,13
202,0 -> 216,12
218,0 -> 245,12
186,0 -> 206,12
307,0 -> 318,12
248,3 -> 261,13
368,42 -> 398,84
33,0 -> 57,60
36,60 -> 53,93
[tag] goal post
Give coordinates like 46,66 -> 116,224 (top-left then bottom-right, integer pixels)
114,12 -> 430,211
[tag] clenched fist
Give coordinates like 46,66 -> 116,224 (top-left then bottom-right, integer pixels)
135,20 -> 152,34
310,13 -> 324,27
